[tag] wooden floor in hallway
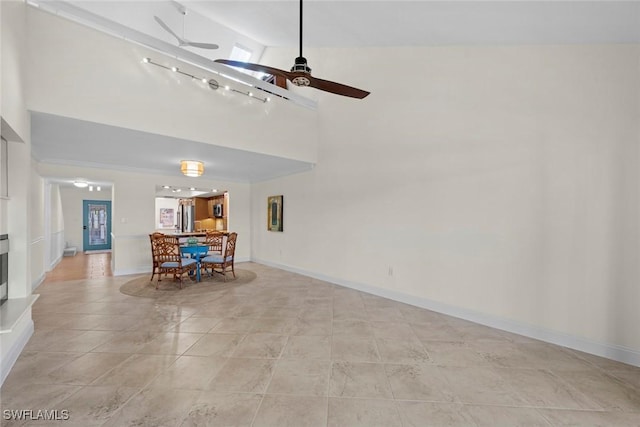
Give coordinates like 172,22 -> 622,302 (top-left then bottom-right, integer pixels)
43,251 -> 113,283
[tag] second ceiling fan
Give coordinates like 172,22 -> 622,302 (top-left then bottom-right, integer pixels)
155,1 -> 219,50
215,0 -> 370,99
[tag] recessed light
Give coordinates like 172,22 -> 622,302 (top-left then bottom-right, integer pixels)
171,66 -> 178,72
89,186 -> 93,191
211,189 -> 217,193
97,186 -> 101,191
189,187 -> 196,191
142,57 -> 150,63
163,185 -> 170,189
175,188 -> 182,192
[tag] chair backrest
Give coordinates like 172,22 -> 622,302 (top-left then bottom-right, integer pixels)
205,231 -> 224,254
149,232 -> 165,262
224,232 -> 237,259
152,234 -> 181,264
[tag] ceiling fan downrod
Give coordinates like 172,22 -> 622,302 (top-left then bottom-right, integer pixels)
292,0 -> 311,75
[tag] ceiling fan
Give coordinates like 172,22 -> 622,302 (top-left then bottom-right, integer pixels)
214,0 -> 369,99
154,1 -> 218,50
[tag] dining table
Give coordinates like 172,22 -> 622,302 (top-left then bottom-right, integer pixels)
179,244 -> 209,282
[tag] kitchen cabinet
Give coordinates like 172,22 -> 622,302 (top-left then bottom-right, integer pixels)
209,194 -> 228,230
193,194 -> 229,231
194,197 -> 209,221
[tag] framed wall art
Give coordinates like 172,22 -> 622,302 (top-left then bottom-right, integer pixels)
159,208 -> 175,228
267,195 -> 283,232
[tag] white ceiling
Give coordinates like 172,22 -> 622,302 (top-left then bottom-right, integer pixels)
185,1 -> 640,47
31,112 -> 314,182
30,1 -> 639,185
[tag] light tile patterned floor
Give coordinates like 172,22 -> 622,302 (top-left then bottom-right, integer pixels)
2,262 -> 640,426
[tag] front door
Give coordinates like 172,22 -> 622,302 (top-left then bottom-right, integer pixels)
83,200 -> 112,251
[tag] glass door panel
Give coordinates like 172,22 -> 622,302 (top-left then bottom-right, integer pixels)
83,200 -> 112,251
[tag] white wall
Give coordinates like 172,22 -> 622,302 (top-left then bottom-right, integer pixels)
155,197 -> 179,231
26,7 -> 318,164
59,186 -> 111,251
2,0 -> 31,298
253,45 -> 640,365
39,163 -> 251,276
30,164 -> 46,289
47,183 -> 65,271
1,0 -> 36,386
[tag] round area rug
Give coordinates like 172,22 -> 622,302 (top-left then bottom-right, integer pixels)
119,269 -> 257,299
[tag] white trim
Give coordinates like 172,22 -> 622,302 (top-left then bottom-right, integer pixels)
253,258 -> 640,368
32,273 -> 45,291
113,267 -> 151,276
44,181 -> 52,271
49,254 -> 62,271
0,318 -> 34,386
112,234 -> 148,240
0,295 -> 39,334
30,236 -> 45,245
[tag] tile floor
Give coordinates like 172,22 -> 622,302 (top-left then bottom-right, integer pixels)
2,262 -> 640,426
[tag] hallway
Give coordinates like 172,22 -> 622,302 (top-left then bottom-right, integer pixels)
43,252 -> 112,283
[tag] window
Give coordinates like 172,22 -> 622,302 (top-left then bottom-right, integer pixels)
229,44 -> 270,82
229,44 -> 252,63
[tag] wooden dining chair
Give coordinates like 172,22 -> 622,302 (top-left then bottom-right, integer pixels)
204,231 -> 224,255
149,232 -> 165,281
153,234 -> 197,289
201,232 -> 237,281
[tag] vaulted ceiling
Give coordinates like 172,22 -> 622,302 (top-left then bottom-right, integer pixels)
185,1 -> 640,47
29,1 -> 640,185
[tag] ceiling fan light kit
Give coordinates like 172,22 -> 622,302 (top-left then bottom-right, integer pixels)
214,0 -> 370,99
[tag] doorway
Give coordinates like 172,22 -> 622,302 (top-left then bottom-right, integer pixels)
82,200 -> 112,251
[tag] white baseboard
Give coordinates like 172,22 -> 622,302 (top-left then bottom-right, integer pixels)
253,258 -> 640,368
48,254 -> 62,271
31,273 -> 45,291
113,267 -> 151,276
0,318 -> 34,386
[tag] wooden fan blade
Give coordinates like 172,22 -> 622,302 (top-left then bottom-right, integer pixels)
214,60 -> 291,80
307,75 -> 370,99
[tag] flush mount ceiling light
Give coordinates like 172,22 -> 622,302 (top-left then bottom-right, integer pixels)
181,160 -> 204,177
73,180 -> 89,188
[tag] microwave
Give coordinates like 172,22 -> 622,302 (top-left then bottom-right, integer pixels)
213,204 -> 223,218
